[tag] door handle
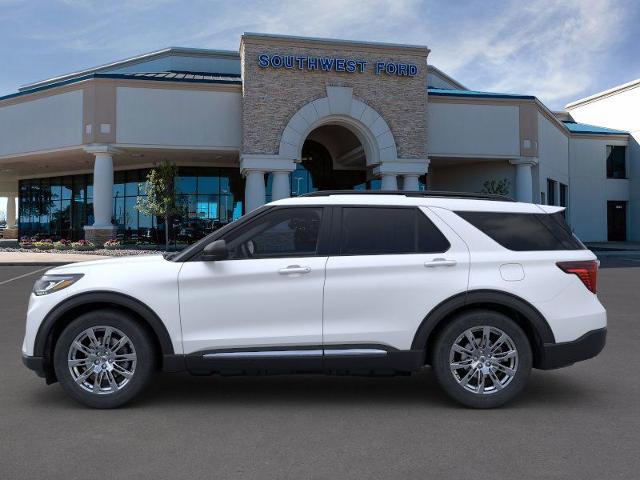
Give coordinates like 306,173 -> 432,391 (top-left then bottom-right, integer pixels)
278,265 -> 311,274
424,258 -> 457,267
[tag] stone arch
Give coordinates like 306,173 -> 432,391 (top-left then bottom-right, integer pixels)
278,86 -> 398,166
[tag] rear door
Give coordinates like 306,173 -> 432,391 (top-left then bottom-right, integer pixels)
322,206 -> 470,353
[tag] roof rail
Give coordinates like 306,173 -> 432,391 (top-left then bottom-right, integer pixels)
300,190 -> 515,202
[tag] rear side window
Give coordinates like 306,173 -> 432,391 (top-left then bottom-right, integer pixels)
456,211 -> 585,251
340,207 -> 450,255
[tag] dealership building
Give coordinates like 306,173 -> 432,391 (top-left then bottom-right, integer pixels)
0,33 -> 637,244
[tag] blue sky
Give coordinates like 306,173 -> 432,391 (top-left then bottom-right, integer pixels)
1,0 -> 639,215
1,0 -> 639,108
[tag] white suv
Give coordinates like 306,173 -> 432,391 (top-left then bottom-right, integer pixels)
22,191 -> 607,408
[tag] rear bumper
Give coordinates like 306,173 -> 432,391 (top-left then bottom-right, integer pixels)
537,327 -> 606,370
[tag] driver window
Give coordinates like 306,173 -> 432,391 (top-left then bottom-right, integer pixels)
225,207 -> 324,259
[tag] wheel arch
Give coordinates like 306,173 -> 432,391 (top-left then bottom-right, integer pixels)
34,291 -> 176,381
412,290 -> 555,368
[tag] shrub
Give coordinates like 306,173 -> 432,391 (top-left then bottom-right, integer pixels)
19,236 -> 34,249
54,239 -> 73,250
33,239 -> 54,250
103,239 -> 122,250
71,240 -> 96,251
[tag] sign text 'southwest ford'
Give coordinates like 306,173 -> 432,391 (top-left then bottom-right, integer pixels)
257,53 -> 418,77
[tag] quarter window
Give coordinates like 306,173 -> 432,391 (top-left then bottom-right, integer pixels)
456,211 -> 585,251
340,207 -> 450,255
225,207 -> 324,259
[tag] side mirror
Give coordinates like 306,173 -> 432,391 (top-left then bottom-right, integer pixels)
201,239 -> 228,261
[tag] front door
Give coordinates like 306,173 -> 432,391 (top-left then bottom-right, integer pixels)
607,201 -> 627,241
178,207 -> 330,365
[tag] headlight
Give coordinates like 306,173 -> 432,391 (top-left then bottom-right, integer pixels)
33,274 -> 83,296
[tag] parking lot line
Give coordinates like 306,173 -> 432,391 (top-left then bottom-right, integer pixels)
0,267 -> 49,287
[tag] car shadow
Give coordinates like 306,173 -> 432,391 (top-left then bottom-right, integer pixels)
127,367 -> 597,410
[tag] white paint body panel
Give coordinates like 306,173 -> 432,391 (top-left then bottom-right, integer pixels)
22,195 -> 606,361
178,257 -> 327,354
22,255 -> 183,356
323,208 -> 469,350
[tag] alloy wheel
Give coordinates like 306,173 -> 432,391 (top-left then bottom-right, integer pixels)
449,326 -> 519,395
67,326 -> 137,395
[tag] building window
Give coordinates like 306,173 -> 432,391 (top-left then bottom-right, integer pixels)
547,179 -> 557,205
18,166 -> 244,245
606,146 -> 626,179
559,183 -> 568,217
540,192 -> 546,204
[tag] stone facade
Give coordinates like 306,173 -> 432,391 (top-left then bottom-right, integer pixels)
240,34 -> 429,161
84,226 -> 117,246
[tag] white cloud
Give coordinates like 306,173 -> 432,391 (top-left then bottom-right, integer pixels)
426,0 -> 627,107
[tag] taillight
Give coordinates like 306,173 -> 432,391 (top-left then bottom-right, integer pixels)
556,260 -> 598,293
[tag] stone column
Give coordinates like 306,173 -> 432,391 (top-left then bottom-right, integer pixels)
402,174 -> 421,191
244,170 -> 266,212
6,195 -> 16,228
380,174 -> 398,191
271,171 -> 291,201
83,146 -> 118,245
510,158 -> 538,203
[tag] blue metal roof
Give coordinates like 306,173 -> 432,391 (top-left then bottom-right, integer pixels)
0,71 -> 242,102
562,121 -> 628,135
427,87 -> 535,100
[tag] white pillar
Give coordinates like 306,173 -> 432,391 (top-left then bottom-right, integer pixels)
380,174 -> 398,190
271,171 -> 291,201
402,174 -> 420,191
510,158 -> 537,203
245,170 -> 266,212
6,195 -> 17,228
92,152 -> 115,227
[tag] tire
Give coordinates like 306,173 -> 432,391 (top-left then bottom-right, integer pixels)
53,309 -> 156,408
432,309 -> 532,408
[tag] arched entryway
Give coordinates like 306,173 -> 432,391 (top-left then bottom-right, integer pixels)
242,86 -> 429,211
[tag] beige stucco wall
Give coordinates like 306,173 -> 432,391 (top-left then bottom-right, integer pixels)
240,35 -> 428,160
0,90 -> 83,157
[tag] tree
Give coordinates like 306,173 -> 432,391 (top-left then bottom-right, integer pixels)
136,161 -> 182,250
481,178 -> 511,197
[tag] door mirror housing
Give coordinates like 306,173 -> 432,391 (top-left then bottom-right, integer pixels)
201,239 -> 229,261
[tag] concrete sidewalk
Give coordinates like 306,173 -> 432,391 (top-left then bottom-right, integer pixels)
0,251 -> 107,266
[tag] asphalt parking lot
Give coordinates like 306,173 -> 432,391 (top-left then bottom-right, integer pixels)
1,258 -> 639,479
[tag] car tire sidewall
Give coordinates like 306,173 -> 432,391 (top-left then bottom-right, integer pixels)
432,309 -> 532,409
53,310 -> 156,409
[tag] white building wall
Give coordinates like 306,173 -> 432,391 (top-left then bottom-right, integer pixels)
536,112 -> 569,206
427,102 -> 520,157
0,90 -> 83,156
568,137 -> 629,241
115,87 -> 242,148
429,161 -> 515,196
567,85 -> 639,241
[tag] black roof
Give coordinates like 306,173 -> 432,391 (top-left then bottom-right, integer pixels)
300,190 -> 515,202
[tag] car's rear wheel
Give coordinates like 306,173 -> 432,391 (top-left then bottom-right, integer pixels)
432,309 -> 532,408
53,309 -> 156,408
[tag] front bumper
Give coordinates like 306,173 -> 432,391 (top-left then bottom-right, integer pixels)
537,327 -> 607,370
22,354 -> 47,378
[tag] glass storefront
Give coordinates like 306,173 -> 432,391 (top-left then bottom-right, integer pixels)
19,166 -> 244,244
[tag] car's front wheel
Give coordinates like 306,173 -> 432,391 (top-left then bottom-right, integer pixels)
432,309 -> 532,408
53,309 -> 156,408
